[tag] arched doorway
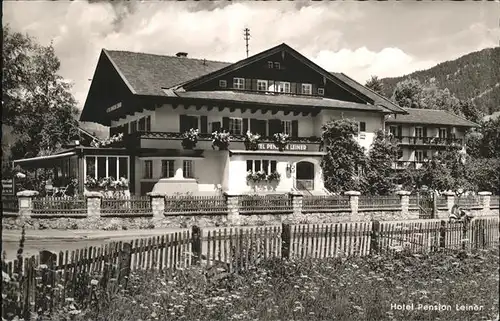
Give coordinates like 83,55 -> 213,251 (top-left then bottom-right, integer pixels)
295,161 -> 314,190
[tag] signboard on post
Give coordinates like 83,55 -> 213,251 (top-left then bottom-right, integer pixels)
2,179 -> 14,195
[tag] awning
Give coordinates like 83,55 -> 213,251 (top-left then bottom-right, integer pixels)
14,151 -> 77,167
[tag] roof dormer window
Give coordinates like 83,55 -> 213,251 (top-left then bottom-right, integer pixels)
267,61 -> 274,68
274,62 -> 281,69
317,88 -> 325,95
219,80 -> 227,88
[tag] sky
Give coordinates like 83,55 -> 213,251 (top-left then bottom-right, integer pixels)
3,1 -> 499,111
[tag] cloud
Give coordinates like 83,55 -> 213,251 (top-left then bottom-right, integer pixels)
2,1 -> 496,111
313,47 -> 438,84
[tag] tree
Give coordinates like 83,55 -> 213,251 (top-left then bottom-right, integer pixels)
466,157 -> 500,195
391,78 -> 423,109
3,25 -> 79,160
320,119 -> 367,193
479,117 -> 500,159
365,130 -> 399,195
365,76 -> 384,95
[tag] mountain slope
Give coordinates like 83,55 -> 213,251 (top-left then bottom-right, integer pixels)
380,47 -> 500,115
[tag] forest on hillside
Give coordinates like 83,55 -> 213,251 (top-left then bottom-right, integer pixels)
380,47 -> 500,115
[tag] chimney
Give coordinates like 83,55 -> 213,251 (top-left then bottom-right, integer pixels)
176,52 -> 188,58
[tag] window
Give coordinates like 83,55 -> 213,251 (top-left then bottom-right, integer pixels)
233,78 -> 245,89
439,128 -> 447,138
389,126 -> 398,137
144,160 -> 153,179
282,120 -> 292,136
277,81 -> 290,93
301,83 -> 312,95
229,117 -> 243,135
145,116 -> 151,132
130,120 -> 137,133
415,150 -> 427,163
267,61 -> 273,68
415,127 -> 423,138
257,80 -> 268,91
219,80 -> 227,88
85,156 -> 129,180
317,88 -> 325,95
138,117 -> 146,131
247,160 -> 277,174
161,160 -> 175,178
274,62 -> 280,69
183,160 -> 194,178
397,150 -> 404,160
358,122 -> 366,132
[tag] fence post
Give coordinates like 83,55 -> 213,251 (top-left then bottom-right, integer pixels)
17,190 -> 38,220
370,220 -> 380,254
443,192 -> 455,213
224,192 -> 241,226
345,191 -> 360,216
118,243 -> 132,289
396,191 -> 411,217
191,226 -> 202,265
477,191 -> 492,216
85,191 -> 102,218
289,191 -> 303,216
439,220 -> 446,249
148,192 -> 166,220
281,223 -> 291,259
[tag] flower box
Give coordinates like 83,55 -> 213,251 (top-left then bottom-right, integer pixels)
212,131 -> 231,150
244,131 -> 260,151
181,128 -> 199,149
273,133 -> 290,151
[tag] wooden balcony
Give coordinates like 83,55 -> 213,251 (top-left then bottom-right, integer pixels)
392,161 -> 424,170
122,131 -> 323,152
393,136 -> 463,147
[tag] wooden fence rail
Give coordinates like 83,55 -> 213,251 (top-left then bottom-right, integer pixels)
164,196 -> 227,215
3,217 -> 499,318
101,196 -> 153,217
302,195 -> 350,212
358,195 -> 400,209
31,197 -> 87,217
238,194 -> 293,214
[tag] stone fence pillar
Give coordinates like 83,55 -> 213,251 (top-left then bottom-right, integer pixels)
84,192 -> 102,218
443,192 -> 455,213
224,192 -> 240,226
148,192 -> 166,220
17,190 -> 39,219
478,191 -> 492,216
396,191 -> 411,216
345,191 -> 360,216
289,191 -> 303,216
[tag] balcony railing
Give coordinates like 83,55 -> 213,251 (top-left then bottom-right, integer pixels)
126,131 -> 322,144
392,161 -> 424,170
393,136 -> 463,146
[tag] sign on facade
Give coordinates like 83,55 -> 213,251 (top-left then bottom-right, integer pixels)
2,179 -> 14,195
258,143 -> 308,151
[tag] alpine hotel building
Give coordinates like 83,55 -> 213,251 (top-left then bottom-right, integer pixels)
14,43 -> 479,196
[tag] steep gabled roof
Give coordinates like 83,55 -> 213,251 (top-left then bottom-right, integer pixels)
104,49 -> 230,96
386,108 -> 479,127
330,72 -> 407,114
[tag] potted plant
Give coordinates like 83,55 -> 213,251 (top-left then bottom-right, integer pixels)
267,171 -> 281,182
244,131 -> 261,151
246,170 -> 268,184
212,131 -> 231,150
181,128 -> 199,149
273,133 -> 290,151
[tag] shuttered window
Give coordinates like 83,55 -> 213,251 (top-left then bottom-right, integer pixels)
229,118 -> 243,135
161,160 -> 175,178
282,120 -> 292,136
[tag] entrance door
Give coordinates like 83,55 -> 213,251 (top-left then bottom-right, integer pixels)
295,161 -> 314,190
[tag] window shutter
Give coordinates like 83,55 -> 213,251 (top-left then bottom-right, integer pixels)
297,83 -> 303,94
312,84 -> 317,95
222,117 -> 230,131
291,83 -> 297,94
211,121 -> 221,132
268,119 -> 282,136
423,150 -> 428,159
291,120 -> 299,138
200,116 -> 208,134
110,127 -> 115,136
250,119 -> 258,133
245,79 -> 251,90
146,116 -> 151,132
243,118 -> 249,134
423,127 -> 427,137
397,125 -> 402,137
360,122 -> 366,132
179,115 -> 189,133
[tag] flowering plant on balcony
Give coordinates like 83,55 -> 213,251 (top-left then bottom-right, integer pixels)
181,128 -> 199,149
266,171 -> 281,182
244,131 -> 261,150
90,133 -> 124,148
84,176 -> 129,190
211,131 -> 231,150
273,133 -> 290,151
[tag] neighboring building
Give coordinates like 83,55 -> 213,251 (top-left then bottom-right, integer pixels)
386,108 -> 479,170
13,43 -> 476,196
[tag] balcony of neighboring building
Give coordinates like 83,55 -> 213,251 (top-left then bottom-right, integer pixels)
392,161 -> 425,170
392,136 -> 464,147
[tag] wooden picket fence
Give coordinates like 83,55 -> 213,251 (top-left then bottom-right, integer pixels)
3,217 -> 499,318
101,196 -> 152,217
31,197 -> 87,217
238,194 -> 293,214
302,195 -> 350,212
358,195 -> 400,209
164,195 -> 227,215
